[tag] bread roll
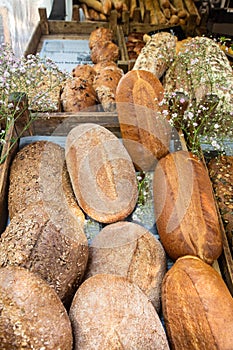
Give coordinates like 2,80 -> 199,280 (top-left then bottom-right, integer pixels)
89,27 -> 114,50
69,274 -> 170,349
0,201 -> 88,306
162,255 -> 233,350
153,150 -> 222,264
0,266 -> 73,349
71,64 -> 97,84
85,221 -> 166,311
65,124 -> 138,223
91,40 -> 120,63
116,69 -> 170,171
93,60 -> 118,73
61,77 -> 97,112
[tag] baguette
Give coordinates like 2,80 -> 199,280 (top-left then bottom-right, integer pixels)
153,150 -> 223,264
79,0 -> 105,13
100,0 -> 112,14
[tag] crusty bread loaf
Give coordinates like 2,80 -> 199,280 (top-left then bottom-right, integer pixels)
0,201 -> 88,306
65,124 -> 138,223
61,77 -> 97,112
116,69 -> 170,171
162,255 -> 233,350
69,274 -> 170,349
93,60 -> 118,73
0,266 -> 73,349
84,221 -> 166,311
89,27 -> 114,50
71,64 -> 97,84
8,141 -> 85,225
153,150 -> 222,264
207,155 -> 233,253
91,40 -> 120,63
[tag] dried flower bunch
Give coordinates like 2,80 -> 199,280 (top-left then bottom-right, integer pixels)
162,36 -> 233,156
0,43 -> 68,163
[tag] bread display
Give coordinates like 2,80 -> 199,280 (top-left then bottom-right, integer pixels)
61,77 -> 98,112
162,256 -> 233,350
132,32 -> 177,79
126,32 -> 145,60
207,155 -> 233,253
0,266 -> 73,349
93,66 -> 124,111
65,123 -> 138,223
116,69 -> 170,171
69,274 -> 170,349
84,221 -> 166,311
3,141 -> 88,306
153,150 -> 223,264
71,64 -> 97,84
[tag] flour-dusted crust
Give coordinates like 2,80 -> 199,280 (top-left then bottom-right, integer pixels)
65,124 -> 138,223
153,150 -> 222,264
85,221 -> 166,312
69,274 -> 170,350
162,256 -> 233,350
0,266 -> 73,349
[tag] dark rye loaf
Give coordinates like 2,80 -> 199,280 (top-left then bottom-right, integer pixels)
0,266 -> 73,349
65,124 -> 138,223
84,221 -> 166,312
69,274 -> 170,350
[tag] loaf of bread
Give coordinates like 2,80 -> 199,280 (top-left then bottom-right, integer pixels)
84,221 -> 166,311
90,40 -> 120,63
61,77 -> 97,112
69,274 -> 170,349
153,150 -> 222,264
116,69 -> 170,171
65,124 -> 138,223
4,141 -> 88,306
89,27 -> 114,50
162,255 -> 233,350
93,60 -> 118,73
0,266 -> 73,349
207,155 -> 233,253
132,32 -> 177,78
71,64 -> 97,84
93,66 -> 124,111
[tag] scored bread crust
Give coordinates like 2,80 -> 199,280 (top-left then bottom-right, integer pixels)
0,266 -> 73,349
69,274 -> 170,349
84,221 -> 166,312
116,69 -> 170,171
153,150 -> 222,264
89,27 -> 114,50
162,256 -> 233,350
65,123 -> 138,223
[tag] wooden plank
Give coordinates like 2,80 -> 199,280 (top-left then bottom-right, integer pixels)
24,23 -> 42,56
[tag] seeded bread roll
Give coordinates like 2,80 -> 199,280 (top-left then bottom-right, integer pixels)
61,77 -> 97,112
91,40 -> 120,63
116,69 -> 170,171
71,64 -> 97,84
162,256 -> 233,350
93,60 -> 118,73
0,266 -> 73,349
84,221 -> 166,312
65,124 -> 138,223
89,27 -> 114,50
153,150 -> 223,264
69,274 -> 170,349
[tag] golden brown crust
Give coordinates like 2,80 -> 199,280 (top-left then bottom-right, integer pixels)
71,64 -> 97,84
84,221 -> 166,311
89,27 -> 114,49
153,150 -> 223,264
162,256 -> 233,350
91,40 -> 120,63
0,266 -> 73,349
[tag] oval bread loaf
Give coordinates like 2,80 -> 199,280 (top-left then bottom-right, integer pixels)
162,256 -> 233,350
0,266 -> 73,349
65,124 -> 138,223
69,273 -> 170,350
84,221 -> 166,311
116,70 -> 170,171
153,150 -> 222,264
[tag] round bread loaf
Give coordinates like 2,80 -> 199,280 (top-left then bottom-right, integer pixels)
71,64 -> 97,84
61,77 -> 97,112
0,266 -> 73,349
85,221 -> 166,312
93,60 -> 118,73
89,27 -> 114,50
8,140 -> 85,225
162,255 -> 233,350
69,274 -> 170,349
91,41 -> 120,63
0,201 -> 88,306
65,124 -> 138,223
153,150 -> 222,264
116,70 -> 170,171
